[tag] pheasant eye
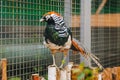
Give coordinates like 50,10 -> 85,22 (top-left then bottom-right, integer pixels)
45,15 -> 51,21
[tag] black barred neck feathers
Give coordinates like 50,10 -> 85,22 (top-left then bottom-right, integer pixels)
50,14 -> 69,38
41,12 -> 68,37
50,14 -> 65,26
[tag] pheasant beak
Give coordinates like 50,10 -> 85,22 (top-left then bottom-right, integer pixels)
40,18 -> 44,22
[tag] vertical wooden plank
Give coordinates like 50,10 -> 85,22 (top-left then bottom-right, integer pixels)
60,69 -> 67,80
48,66 -> 60,80
1,58 -> 7,80
66,62 -> 73,80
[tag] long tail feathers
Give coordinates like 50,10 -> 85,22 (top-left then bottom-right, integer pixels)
71,38 -> 104,70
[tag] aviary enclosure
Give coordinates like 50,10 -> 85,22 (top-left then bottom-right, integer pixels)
0,0 -> 120,80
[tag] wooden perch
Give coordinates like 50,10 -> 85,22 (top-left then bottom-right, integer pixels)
60,69 -> 67,80
66,62 -> 73,80
98,74 -> 102,80
47,62 -> 120,80
1,58 -> 7,80
48,66 -> 60,80
60,62 -> 73,80
96,0 -> 107,14
48,62 -> 73,80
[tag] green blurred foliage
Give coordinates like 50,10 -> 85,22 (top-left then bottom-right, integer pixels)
76,63 -> 100,80
9,77 -> 21,80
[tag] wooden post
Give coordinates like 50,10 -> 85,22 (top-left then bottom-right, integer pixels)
48,62 -> 73,80
66,62 -> 73,80
31,74 -> 40,80
48,66 -> 60,80
1,58 -> 7,80
98,74 -> 102,80
60,69 -> 67,80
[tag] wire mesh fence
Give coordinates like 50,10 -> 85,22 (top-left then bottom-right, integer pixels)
0,0 -> 50,79
0,0 -> 120,80
0,0 -> 80,79
91,0 -> 120,68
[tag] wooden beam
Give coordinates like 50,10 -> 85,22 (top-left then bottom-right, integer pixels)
91,14 -> 120,27
72,14 -> 120,27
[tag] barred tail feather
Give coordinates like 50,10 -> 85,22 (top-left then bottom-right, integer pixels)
71,38 -> 104,70
87,52 -> 104,69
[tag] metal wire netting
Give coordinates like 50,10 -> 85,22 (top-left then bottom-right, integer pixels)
91,0 -> 120,67
0,0 -> 80,79
0,0 -> 51,79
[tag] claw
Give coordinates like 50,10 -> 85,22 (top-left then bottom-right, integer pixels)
51,64 -> 60,70
59,57 -> 66,69
51,64 -> 57,67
